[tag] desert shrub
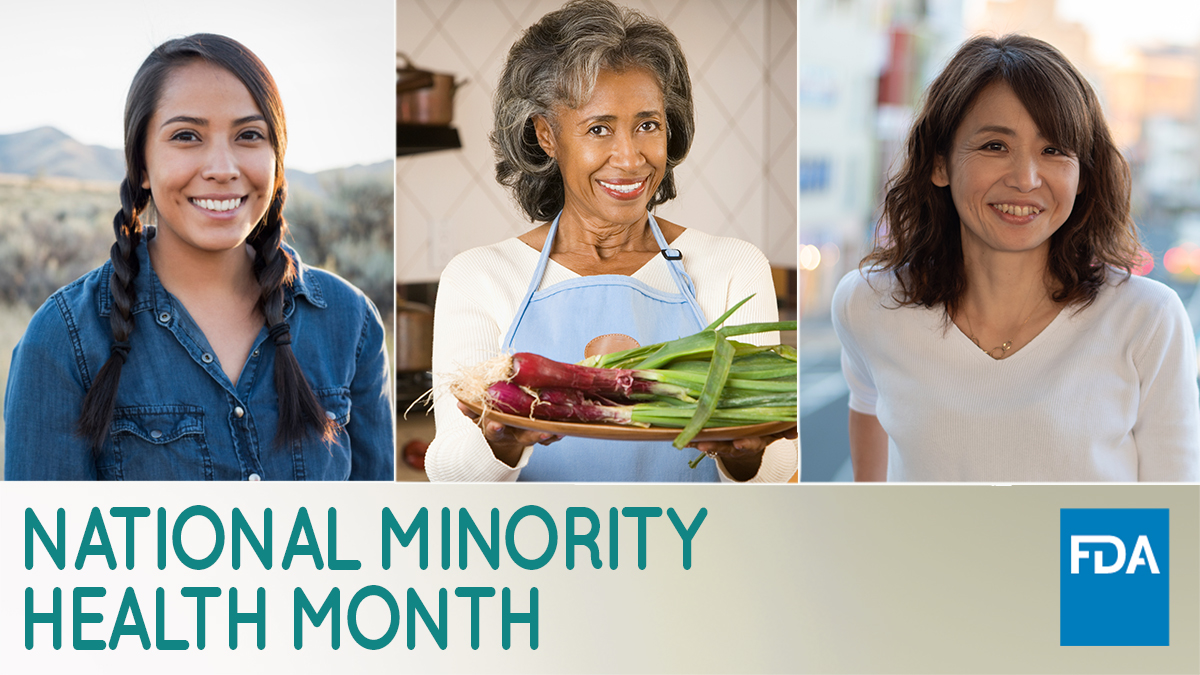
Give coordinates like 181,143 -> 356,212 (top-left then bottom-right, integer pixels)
285,173 -> 394,316
0,173 -> 394,316
0,181 -> 113,309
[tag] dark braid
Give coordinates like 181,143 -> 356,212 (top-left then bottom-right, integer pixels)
250,184 -> 337,447
77,179 -> 150,449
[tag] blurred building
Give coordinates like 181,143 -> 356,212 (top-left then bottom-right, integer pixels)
799,0 -> 880,316
1106,46 -> 1200,151
1110,46 -> 1200,214
1142,112 -> 1200,211
799,0 -> 962,317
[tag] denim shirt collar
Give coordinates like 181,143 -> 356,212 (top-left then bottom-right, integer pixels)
96,229 -> 327,319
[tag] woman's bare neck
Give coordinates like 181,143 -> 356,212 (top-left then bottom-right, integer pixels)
148,236 -> 259,301
960,241 -> 1056,313
517,211 -> 686,276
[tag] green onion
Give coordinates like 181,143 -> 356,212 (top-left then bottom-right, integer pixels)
671,329 -> 735,447
450,294 -> 796,467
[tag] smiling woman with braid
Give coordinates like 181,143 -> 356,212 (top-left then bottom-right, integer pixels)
4,34 -> 394,480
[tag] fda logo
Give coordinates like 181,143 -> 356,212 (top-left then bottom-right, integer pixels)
1070,535 -> 1159,575
1060,509 -> 1169,646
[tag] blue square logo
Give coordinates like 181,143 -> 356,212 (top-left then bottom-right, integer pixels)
1060,508 -> 1169,646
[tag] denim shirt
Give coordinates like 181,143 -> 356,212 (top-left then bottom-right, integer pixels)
4,236 -> 394,480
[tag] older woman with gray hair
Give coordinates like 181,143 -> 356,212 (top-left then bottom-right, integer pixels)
425,0 -> 796,482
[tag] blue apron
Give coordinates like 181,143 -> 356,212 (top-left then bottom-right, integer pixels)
503,212 -> 719,482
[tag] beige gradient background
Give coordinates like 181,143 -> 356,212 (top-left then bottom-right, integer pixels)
1,483 -> 1197,673
794,486 -> 1199,673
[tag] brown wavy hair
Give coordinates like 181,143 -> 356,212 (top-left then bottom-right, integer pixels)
865,34 -> 1140,314
77,34 -> 335,450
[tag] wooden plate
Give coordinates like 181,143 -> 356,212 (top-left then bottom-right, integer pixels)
456,397 -> 796,443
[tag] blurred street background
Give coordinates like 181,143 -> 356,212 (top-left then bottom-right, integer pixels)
801,0 -> 1200,480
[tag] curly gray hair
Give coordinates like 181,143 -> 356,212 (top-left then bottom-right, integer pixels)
491,0 -> 695,222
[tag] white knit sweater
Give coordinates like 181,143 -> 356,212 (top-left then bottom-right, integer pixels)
425,228 -> 798,482
833,269 -> 1200,482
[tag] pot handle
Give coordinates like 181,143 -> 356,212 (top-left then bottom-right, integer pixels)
397,52 -> 435,93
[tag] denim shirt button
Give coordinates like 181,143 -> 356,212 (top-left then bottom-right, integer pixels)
202,353 -> 214,364
234,406 -> 245,418
158,312 -> 170,323
252,349 -> 259,357
248,473 -> 261,481
324,410 -> 336,420
150,430 -> 163,439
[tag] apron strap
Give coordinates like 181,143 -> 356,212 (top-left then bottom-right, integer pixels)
503,213 -> 561,350
503,211 -> 708,348
646,212 -> 707,328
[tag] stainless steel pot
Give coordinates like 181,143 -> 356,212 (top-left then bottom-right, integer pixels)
397,53 -> 466,126
395,299 -> 434,372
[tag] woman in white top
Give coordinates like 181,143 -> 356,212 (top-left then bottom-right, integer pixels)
832,34 -> 1200,481
424,0 -> 797,482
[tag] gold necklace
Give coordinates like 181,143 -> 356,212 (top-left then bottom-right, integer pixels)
963,293 -> 1042,360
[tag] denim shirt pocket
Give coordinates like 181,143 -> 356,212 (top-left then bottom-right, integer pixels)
294,388 -> 353,480
101,405 -> 212,480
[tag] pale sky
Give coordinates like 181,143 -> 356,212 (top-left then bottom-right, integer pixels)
1058,0 -> 1200,63
966,0 -> 1200,65
0,0 -> 395,173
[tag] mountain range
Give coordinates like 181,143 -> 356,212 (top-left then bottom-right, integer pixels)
0,126 -> 391,196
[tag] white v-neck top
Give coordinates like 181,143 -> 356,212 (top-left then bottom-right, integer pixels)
832,269 -> 1200,481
